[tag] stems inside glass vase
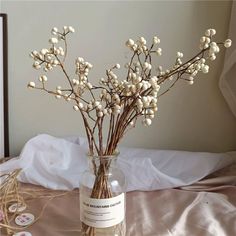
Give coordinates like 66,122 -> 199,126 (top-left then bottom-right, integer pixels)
80,155 -> 126,236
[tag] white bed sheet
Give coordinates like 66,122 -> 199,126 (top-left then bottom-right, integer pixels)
0,134 -> 235,191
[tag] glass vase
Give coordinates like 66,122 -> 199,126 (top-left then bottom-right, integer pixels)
79,152 -> 126,236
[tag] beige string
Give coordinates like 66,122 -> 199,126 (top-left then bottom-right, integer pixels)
0,169 -> 73,235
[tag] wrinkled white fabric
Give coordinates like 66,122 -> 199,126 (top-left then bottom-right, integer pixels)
0,134 -> 235,191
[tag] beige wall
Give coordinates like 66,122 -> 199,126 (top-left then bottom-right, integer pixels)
2,0 -> 236,156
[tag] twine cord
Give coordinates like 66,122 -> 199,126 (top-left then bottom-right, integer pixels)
0,169 -> 73,235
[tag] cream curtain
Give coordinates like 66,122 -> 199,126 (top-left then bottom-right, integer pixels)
219,1 -> 236,117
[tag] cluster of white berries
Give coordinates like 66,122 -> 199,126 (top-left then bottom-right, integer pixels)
30,46 -> 64,71
175,52 -> 184,66
30,26 -> 74,72
74,57 -> 93,95
29,26 -> 232,129
167,29 -> 232,85
168,56 -> 211,85
199,29 -> 216,49
51,26 -> 75,40
138,95 -> 158,126
126,36 -> 162,56
68,56 -> 161,124
99,65 -> 120,90
39,75 -> 48,82
96,63 -> 160,124
55,86 -> 63,99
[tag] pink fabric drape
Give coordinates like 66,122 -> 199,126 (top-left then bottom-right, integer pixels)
1,167 -> 236,236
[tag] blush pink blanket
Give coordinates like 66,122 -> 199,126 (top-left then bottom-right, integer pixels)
1,169 -> 236,236
127,185 -> 236,235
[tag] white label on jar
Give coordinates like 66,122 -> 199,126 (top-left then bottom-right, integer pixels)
80,193 -> 125,228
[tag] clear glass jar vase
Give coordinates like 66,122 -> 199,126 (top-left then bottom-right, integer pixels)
80,152 -> 126,236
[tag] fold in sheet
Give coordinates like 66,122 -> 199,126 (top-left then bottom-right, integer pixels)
0,134 -> 235,191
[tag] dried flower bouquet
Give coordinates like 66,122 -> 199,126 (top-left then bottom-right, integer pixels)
28,26 -> 231,236
28,27 -> 231,156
